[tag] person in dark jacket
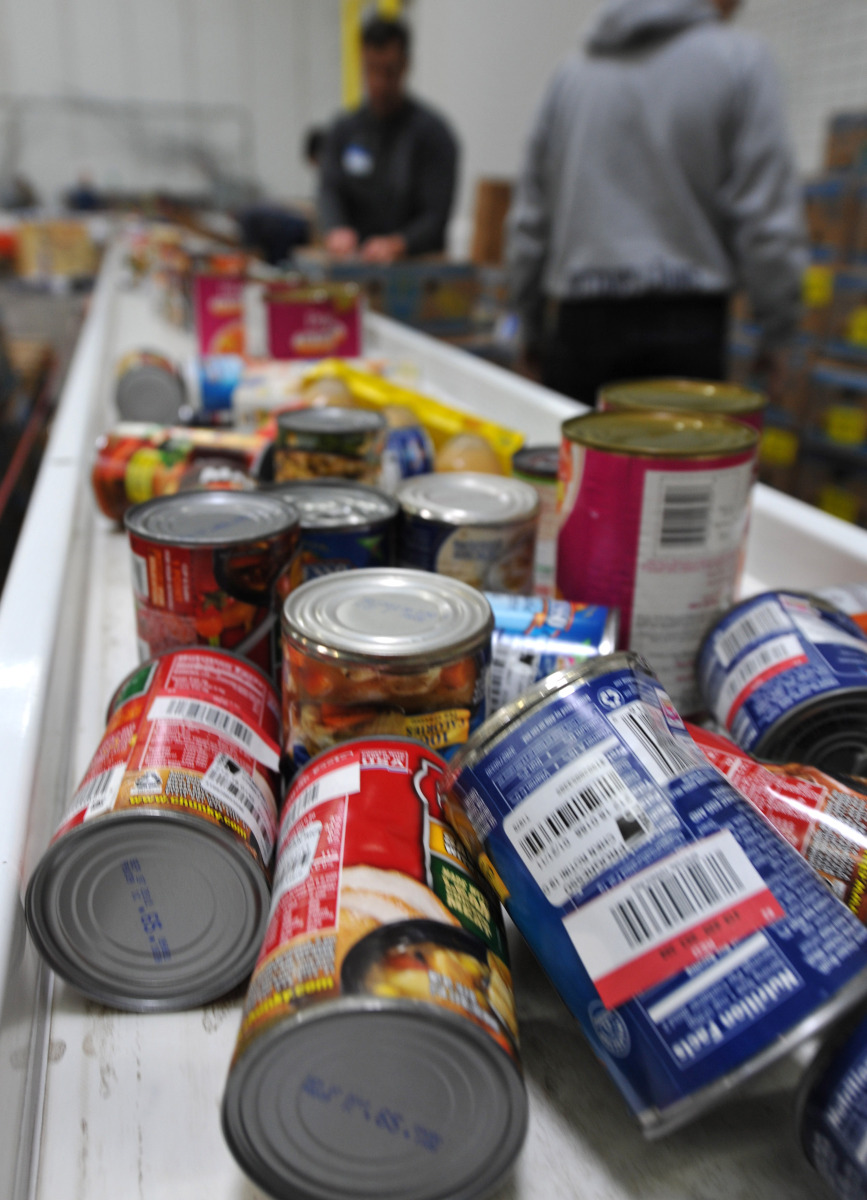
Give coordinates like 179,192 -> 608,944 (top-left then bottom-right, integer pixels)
318,16 -> 458,264
507,0 -> 806,406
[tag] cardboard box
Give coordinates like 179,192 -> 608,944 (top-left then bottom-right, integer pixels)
826,269 -> 867,345
824,112 -> 867,172
803,175 -> 858,258
16,221 -> 99,280
266,284 -> 362,359
803,358 -> 867,448
470,179 -> 513,267
193,275 -> 245,356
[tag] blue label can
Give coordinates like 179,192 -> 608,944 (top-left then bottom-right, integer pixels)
485,593 -> 619,709
799,1014 -> 867,1200
697,591 -> 867,775
444,652 -> 867,1135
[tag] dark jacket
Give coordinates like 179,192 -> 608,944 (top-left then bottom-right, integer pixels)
318,98 -> 458,255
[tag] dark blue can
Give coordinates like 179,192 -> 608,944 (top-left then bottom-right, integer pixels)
800,1014 -> 867,1200
445,652 -> 867,1135
697,591 -> 867,776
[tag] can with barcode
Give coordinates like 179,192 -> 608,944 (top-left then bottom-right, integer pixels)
697,591 -> 867,776
598,379 -> 767,432
125,489 -> 301,676
797,1011 -> 867,1200
556,411 -> 758,714
264,479 -> 398,584
25,648 -> 282,1011
222,736 -> 526,1200
444,652 -> 867,1136
485,592 -> 619,710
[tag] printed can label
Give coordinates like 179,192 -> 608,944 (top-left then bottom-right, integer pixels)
232,738 -> 519,1068
556,441 -> 754,713
446,657 -> 867,1123
801,1016 -> 867,1200
399,512 -> 537,595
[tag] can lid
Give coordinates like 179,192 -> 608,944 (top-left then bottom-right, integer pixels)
561,410 -> 759,458
276,406 -> 386,435
222,998 -> 527,1200
396,472 -> 539,525
282,568 -> 493,664
449,651 -> 649,775
124,489 -> 299,546
600,378 -> 767,417
116,362 -> 185,424
25,811 -> 271,1011
511,445 -> 559,480
264,479 -> 398,529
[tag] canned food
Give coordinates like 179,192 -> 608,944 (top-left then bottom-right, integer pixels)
125,490 -> 300,674
599,379 -> 767,431
485,592 -> 619,709
557,410 -> 758,713
381,423 -> 436,492
396,471 -> 539,595
798,1013 -> 867,1200
274,406 -> 386,484
690,722 -> 867,921
282,569 -> 492,768
92,422 -> 272,522
815,583 -> 867,635
264,479 -> 398,582
445,653 -> 867,1135
25,648 -> 281,1010
222,737 -> 526,1200
697,591 -> 867,775
511,444 -> 559,596
115,349 -> 187,424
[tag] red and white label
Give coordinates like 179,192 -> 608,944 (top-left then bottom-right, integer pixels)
563,830 -> 784,1009
717,634 -> 808,728
147,695 -> 280,770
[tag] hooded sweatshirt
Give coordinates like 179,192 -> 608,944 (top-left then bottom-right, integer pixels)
506,0 -> 806,349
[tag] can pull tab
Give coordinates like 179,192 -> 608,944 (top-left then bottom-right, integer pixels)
478,853 -> 509,903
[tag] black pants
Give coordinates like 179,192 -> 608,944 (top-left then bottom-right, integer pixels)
542,292 -> 729,407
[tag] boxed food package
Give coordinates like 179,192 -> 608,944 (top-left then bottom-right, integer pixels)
803,175 -> 858,259
266,284 -> 362,359
803,359 -> 867,446
827,269 -> 867,346
16,221 -> 99,281
193,275 -> 246,356
824,111 -> 867,171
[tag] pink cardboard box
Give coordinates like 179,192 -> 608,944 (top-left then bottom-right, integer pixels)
194,275 -> 246,356
266,285 -> 362,359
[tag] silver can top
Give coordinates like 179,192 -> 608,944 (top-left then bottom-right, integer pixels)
265,479 -> 398,529
222,998 -> 528,1200
25,811 -> 271,1011
277,406 -> 386,435
396,472 -> 540,526
125,489 -> 299,546
282,568 -> 493,665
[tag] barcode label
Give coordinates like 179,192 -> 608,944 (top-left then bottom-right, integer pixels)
271,821 -> 322,910
488,638 -> 540,711
202,753 -> 277,861
716,634 -> 807,726
131,553 -> 150,598
713,600 -> 791,667
287,762 -> 361,824
658,484 -> 712,548
68,762 -> 126,822
504,740 -> 652,905
147,696 -> 280,770
563,830 -> 783,1008
608,701 -> 700,785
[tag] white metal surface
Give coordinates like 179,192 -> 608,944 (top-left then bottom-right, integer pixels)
2,257 -> 862,1200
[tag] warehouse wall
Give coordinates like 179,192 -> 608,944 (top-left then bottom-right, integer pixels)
408,0 -> 867,254
0,0 -> 341,204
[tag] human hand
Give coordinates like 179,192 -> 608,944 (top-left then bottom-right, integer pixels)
360,235 -> 407,264
325,227 -> 359,257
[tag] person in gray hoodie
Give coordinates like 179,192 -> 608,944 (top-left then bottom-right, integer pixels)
506,0 -> 806,406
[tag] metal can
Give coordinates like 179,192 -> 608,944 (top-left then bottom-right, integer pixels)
274,406 -> 387,484
485,592 -> 619,710
697,590 -> 867,776
815,583 -> 867,636
115,349 -> 187,424
599,378 -> 767,432
689,722 -> 867,922
444,652 -> 867,1136
798,1013 -> 867,1200
125,490 -> 301,675
557,410 -> 758,713
396,471 -> 539,595
222,736 -> 526,1200
264,479 -> 398,583
511,445 -> 560,597
25,648 -> 281,1010
381,424 -> 436,492
282,568 -> 492,769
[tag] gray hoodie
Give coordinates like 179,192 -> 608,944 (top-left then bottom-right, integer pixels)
506,0 -> 806,349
